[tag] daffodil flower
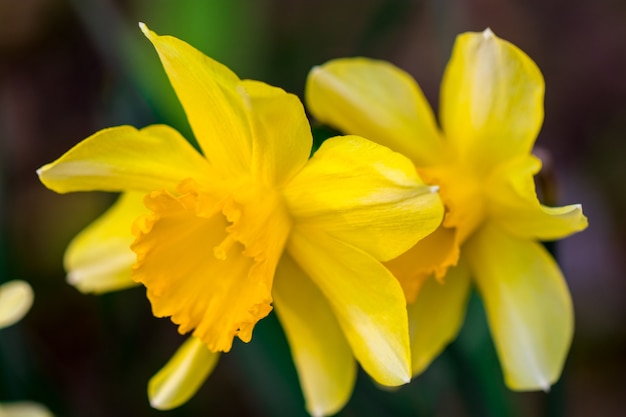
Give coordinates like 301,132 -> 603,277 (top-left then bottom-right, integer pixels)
38,24 -> 444,416
305,28 -> 588,391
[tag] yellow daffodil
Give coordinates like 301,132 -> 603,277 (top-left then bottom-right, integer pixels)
38,24 -> 444,416
305,28 -> 588,391
0,280 -> 54,417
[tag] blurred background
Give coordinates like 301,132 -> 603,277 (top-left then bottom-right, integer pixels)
1,0 -> 625,416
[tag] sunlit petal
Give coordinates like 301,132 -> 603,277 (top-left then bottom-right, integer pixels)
440,29 -> 544,166
241,80 -> 312,185
284,135 -> 443,262
37,125 -> 212,193
140,23 -> 252,178
385,226 -> 460,302
408,260 -> 471,376
274,254 -> 356,417
287,228 -> 411,386
306,58 -> 443,166
65,192 -> 145,293
0,280 -> 34,329
488,155 -> 588,240
465,223 -> 573,390
149,337 -> 219,410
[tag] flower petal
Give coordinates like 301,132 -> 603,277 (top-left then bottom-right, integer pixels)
465,223 -> 574,390
306,58 -> 443,166
273,253 -> 356,417
38,125 -> 212,193
65,192 -> 146,294
149,337 -> 219,410
385,225 -> 460,302
132,180 -> 289,352
140,23 -> 252,178
287,228 -> 411,386
408,260 -> 471,376
284,135 -> 443,262
241,80 -> 312,186
0,280 -> 34,329
440,29 -> 544,166
488,155 -> 588,240
0,402 -> 54,417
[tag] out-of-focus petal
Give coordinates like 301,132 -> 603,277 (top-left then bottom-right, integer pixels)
488,155 -> 588,240
440,29 -> 544,167
465,223 -> 573,391
0,402 -> 54,417
241,80 -> 312,186
140,23 -> 252,178
274,254 -> 356,417
306,58 -> 443,166
37,125 -> 212,193
0,280 -> 34,329
385,226 -> 460,302
287,228 -> 411,386
408,260 -> 471,376
65,192 -> 146,294
149,337 -> 219,410
284,135 -> 443,262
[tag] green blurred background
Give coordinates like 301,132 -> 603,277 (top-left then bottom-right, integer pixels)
1,0 -> 625,416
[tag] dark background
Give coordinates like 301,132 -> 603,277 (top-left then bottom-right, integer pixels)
1,0 -> 625,416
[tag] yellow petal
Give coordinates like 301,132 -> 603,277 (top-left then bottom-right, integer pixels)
440,29 -> 544,166
132,180 -> 290,352
38,125 -> 212,193
306,58 -> 443,166
385,226 -> 460,302
140,23 -> 252,178
241,80 -> 312,186
488,155 -> 588,240
284,135 -> 443,262
0,280 -> 34,329
65,192 -> 146,294
0,402 -> 54,417
273,254 -> 356,417
148,337 -> 219,410
465,223 -> 573,390
408,259 -> 471,376
287,228 -> 411,386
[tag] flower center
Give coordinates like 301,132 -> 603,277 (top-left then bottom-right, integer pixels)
131,178 -> 292,352
421,160 -> 486,246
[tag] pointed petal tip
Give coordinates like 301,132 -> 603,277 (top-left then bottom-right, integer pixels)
483,27 -> 495,38
138,22 -> 148,34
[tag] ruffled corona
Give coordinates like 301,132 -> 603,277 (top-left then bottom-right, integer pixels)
131,179 -> 290,352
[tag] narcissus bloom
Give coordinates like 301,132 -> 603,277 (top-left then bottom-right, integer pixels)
306,28 -> 588,391
38,24 -> 444,416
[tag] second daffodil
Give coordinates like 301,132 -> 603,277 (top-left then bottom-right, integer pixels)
37,24 -> 444,416
306,29 -> 588,391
